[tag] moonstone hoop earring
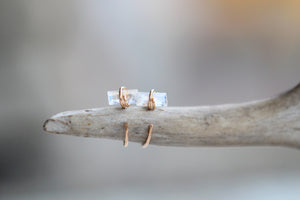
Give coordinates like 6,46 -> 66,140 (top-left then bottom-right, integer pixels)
142,89 -> 156,148
135,90 -> 167,108
107,88 -> 138,107
148,89 -> 156,110
119,86 -> 130,109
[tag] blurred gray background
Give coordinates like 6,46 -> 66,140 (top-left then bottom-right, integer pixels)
0,0 -> 300,199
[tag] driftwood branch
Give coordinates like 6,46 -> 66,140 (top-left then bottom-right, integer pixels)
43,83 -> 300,148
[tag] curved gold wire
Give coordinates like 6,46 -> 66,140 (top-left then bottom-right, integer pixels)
119,86 -> 129,109
124,122 -> 129,147
143,124 -> 153,148
148,89 -> 156,110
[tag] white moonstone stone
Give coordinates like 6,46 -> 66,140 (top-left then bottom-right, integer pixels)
136,92 -> 168,107
107,89 -> 138,105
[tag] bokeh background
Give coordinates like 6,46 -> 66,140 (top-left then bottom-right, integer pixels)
1,0 -> 300,199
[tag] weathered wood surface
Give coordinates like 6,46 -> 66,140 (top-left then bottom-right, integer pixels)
43,83 -> 300,148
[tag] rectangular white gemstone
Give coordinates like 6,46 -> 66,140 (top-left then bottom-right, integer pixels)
107,89 -> 138,105
136,92 -> 168,107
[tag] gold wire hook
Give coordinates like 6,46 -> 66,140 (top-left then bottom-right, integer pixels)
143,124 -> 153,148
143,89 -> 155,148
124,122 -> 129,147
119,86 -> 129,109
148,89 -> 155,110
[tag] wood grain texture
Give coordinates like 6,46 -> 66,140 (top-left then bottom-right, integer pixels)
43,83 -> 300,148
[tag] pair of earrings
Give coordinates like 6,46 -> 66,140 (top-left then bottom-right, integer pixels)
107,87 -> 168,109
107,86 -> 168,148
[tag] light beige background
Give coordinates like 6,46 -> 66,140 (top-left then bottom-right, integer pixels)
0,0 -> 300,199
